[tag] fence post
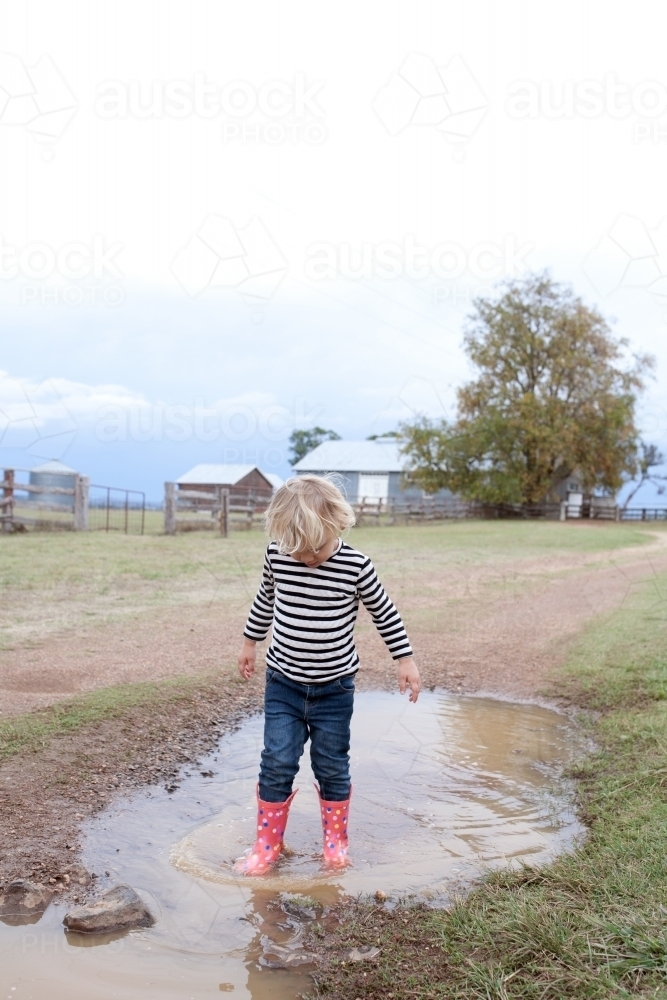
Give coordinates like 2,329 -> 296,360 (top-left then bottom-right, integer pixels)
73,475 -> 89,530
219,488 -> 229,537
615,505 -> 621,522
1,469 -> 14,534
164,482 -> 176,535
559,501 -> 566,522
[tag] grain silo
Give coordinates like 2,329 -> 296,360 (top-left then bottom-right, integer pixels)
29,460 -> 77,506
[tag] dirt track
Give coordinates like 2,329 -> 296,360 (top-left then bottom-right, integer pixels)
1,529 -> 665,716
1,528 -> 667,892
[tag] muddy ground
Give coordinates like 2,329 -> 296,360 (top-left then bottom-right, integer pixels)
2,528 -> 666,899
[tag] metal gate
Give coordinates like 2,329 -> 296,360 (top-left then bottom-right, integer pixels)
88,485 -> 146,534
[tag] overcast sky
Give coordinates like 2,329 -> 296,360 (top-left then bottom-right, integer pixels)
2,0 -> 667,500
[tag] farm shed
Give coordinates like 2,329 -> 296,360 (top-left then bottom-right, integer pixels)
176,464 -> 279,503
292,440 -> 448,503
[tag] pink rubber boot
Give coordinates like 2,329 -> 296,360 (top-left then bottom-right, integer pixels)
315,783 -> 351,868
233,786 -> 297,875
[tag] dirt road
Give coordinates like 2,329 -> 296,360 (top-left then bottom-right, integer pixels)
1,529 -> 665,716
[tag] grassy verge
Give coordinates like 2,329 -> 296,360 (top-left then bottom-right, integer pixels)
0,671 -> 242,761
309,574 -> 667,999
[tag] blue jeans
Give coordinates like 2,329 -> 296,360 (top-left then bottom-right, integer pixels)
258,667 -> 354,803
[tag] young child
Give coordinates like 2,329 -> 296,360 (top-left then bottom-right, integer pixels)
234,475 -> 420,875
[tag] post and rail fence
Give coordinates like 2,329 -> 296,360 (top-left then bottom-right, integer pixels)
3,471 -> 664,536
618,507 -> 667,521
1,469 -> 145,534
1,468 -> 88,533
160,485 -> 667,534
164,483 -> 259,535
353,496 -> 475,525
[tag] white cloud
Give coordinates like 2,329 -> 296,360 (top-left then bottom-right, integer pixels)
0,370 -> 148,458
0,371 -> 283,426
0,369 -> 146,422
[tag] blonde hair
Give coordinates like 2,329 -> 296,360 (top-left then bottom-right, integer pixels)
265,475 -> 356,554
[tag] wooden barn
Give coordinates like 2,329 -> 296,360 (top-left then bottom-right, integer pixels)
176,464 -> 280,505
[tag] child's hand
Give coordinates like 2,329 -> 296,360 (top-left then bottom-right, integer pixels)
238,639 -> 257,680
397,657 -> 421,703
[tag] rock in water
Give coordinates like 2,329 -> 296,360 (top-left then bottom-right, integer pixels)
0,880 -> 53,925
63,884 -> 154,934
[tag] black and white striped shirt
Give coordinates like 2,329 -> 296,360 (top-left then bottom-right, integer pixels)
243,540 -> 413,683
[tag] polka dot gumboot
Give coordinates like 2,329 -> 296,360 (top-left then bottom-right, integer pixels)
314,783 -> 352,868
233,785 -> 298,875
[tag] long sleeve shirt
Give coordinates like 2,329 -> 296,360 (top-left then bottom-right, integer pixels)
243,540 -> 413,683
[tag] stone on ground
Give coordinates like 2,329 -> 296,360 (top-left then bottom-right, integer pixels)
63,884 -> 154,934
66,863 -> 93,886
349,945 -> 381,962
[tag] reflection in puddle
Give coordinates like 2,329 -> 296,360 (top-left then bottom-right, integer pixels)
0,692 -> 585,1000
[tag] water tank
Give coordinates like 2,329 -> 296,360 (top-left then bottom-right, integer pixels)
29,460 -> 77,506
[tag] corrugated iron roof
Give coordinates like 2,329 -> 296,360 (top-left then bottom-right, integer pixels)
293,440 -> 406,472
176,464 -> 271,486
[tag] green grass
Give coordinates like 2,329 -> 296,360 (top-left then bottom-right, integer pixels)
0,520 -> 659,649
310,571 -> 667,999
0,671 -> 235,761
0,529 -> 267,648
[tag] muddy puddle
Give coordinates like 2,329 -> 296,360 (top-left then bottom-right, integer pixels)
0,691 -> 585,999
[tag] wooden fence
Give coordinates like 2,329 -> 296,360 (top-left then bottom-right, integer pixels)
620,507 -> 667,521
157,484 -> 667,536
1,469 -> 146,534
560,503 -> 667,522
1,468 -> 89,533
353,498 -> 568,524
353,497 -> 473,524
163,483 -> 268,535
354,500 -> 667,524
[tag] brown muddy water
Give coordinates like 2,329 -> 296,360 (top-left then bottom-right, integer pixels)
0,691 -> 586,1000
